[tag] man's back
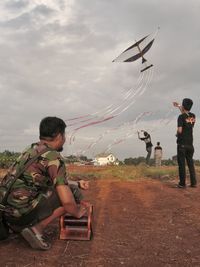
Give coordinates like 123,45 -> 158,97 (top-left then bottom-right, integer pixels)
5,142 -> 67,217
177,112 -> 195,146
140,134 -> 153,148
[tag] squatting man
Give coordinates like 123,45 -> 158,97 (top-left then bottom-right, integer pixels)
1,116 -> 90,250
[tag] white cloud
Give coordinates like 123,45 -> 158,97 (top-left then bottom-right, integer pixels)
0,0 -> 200,159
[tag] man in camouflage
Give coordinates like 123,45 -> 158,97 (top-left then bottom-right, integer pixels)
3,117 -> 88,250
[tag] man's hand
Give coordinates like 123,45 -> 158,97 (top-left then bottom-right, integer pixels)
173,102 -> 180,107
78,180 -> 89,190
173,102 -> 183,113
56,184 -> 88,218
77,204 -> 88,218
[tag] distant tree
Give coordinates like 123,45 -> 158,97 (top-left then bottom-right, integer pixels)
124,156 -> 180,166
63,155 -> 78,163
124,157 -> 146,165
0,150 -> 20,168
194,160 -> 200,166
79,155 -> 88,161
162,158 -> 177,166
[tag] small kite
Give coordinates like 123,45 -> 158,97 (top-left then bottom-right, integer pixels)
112,29 -> 159,72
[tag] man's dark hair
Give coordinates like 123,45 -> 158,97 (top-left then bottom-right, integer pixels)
182,98 -> 193,111
144,131 -> 148,136
39,117 -> 66,140
157,142 -> 160,146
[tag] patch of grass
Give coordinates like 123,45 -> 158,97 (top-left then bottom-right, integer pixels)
69,172 -> 101,180
68,165 -> 179,181
195,166 -> 200,177
90,166 -> 140,180
3,164 -> 198,183
143,166 -> 178,179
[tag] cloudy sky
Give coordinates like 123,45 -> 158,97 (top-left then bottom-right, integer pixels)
0,0 -> 200,160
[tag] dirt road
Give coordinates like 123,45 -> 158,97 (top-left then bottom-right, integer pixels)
1,176 -> 200,266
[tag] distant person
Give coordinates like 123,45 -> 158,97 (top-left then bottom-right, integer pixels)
0,116 -> 89,250
154,142 -> 162,167
173,98 -> 197,188
138,130 -> 153,165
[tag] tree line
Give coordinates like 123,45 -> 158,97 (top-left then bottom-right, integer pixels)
0,150 -> 20,168
1,150 -> 200,168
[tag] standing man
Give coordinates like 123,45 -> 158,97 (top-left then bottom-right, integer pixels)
138,130 -> 153,165
1,117 -> 89,250
154,142 -> 162,167
173,98 -> 197,188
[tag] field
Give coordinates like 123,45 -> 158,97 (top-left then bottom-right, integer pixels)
1,165 -> 200,267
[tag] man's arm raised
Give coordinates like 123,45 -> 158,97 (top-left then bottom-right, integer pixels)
173,102 -> 183,113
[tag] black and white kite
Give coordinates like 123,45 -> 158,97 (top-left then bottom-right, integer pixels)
66,29 -> 159,149
113,29 -> 159,72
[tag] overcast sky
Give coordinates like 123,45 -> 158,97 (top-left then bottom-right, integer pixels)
0,0 -> 200,160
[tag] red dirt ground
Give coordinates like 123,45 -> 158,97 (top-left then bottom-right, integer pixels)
1,168 -> 200,266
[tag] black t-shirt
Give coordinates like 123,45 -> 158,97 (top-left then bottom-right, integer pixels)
177,112 -> 195,146
154,146 -> 162,151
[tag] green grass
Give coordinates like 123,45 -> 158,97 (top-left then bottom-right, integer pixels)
69,165 -> 179,181
2,164 -> 199,182
143,166 -> 178,179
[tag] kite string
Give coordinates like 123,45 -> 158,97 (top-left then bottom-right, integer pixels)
68,71 -> 145,128
75,110 -> 154,156
103,109 -> 175,154
67,71 -> 147,143
103,111 -> 154,153
65,70 -> 144,125
68,67 -> 153,150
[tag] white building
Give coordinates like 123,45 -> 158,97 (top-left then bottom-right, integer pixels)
94,153 -> 118,166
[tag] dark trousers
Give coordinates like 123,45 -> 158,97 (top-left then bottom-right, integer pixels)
146,147 -> 152,165
177,144 -> 196,186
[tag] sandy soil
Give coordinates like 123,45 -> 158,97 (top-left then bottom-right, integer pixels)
1,168 -> 200,266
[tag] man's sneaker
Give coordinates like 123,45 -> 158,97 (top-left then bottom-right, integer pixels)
177,184 -> 186,188
190,184 -> 197,188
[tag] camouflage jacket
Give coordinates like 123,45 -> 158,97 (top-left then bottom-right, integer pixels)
3,142 -> 68,218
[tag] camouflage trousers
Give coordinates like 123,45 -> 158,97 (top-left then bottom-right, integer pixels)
5,184 -> 83,228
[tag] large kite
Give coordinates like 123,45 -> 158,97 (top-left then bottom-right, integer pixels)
112,29 -> 159,72
66,29 -> 159,149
